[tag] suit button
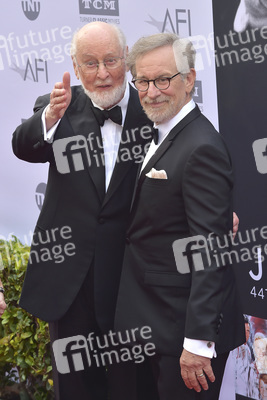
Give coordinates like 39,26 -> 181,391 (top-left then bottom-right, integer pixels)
207,342 -> 212,348
98,218 -> 105,224
126,237 -> 130,244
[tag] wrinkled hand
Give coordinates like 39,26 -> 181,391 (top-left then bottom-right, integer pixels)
180,349 -> 215,392
45,71 -> 72,130
0,293 -> 7,317
233,212 -> 239,239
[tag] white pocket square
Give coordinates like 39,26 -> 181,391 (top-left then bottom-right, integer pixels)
145,168 -> 168,179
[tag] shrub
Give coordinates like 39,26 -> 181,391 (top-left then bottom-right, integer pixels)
0,237 -> 53,400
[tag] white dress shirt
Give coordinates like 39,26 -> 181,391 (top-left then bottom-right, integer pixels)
141,99 -> 195,171
42,84 -> 129,191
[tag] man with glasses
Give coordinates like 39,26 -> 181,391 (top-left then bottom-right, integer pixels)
115,33 -> 245,399
12,22 -> 152,400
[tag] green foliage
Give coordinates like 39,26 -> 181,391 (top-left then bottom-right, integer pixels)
0,237 -> 53,400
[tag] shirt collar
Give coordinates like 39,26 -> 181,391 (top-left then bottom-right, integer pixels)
155,99 -> 196,143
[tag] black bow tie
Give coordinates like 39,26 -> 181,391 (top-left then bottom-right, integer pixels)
92,105 -> 122,127
152,128 -> 159,145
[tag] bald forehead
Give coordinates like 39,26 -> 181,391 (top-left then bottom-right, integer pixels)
76,22 -> 121,52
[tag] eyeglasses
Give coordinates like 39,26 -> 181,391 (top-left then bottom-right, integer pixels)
132,72 -> 181,92
76,56 -> 124,74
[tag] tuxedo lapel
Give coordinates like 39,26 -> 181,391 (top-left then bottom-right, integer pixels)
140,105 -> 201,185
129,138 -> 172,213
139,139 -> 172,186
130,105 -> 201,211
66,89 -> 105,202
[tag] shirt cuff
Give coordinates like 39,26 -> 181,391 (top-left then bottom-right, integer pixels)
183,337 -> 216,358
42,105 -> 61,143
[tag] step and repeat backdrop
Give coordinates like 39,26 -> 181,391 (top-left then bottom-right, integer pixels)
1,1 -> 267,398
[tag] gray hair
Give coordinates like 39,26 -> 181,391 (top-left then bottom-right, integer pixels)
127,33 -> 196,78
70,23 -> 127,60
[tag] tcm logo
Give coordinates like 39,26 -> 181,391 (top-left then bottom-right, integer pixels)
252,138 -> 267,174
79,0 -> 119,16
52,335 -> 91,374
172,235 -> 211,274
22,0 -> 40,21
53,136 -> 91,174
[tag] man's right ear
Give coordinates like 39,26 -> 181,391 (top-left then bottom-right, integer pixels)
185,68 -> 196,95
125,46 -> 129,72
72,56 -> 80,80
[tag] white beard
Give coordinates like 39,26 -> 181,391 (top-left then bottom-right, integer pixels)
81,75 -> 127,109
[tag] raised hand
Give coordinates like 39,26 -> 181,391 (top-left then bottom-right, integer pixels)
45,71 -> 72,131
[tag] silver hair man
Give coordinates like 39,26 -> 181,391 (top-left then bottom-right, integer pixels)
127,33 -> 196,96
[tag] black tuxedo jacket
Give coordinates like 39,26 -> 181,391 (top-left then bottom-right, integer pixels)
12,84 -> 152,332
115,105 -> 245,355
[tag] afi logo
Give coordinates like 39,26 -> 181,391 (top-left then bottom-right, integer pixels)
22,0 -> 40,21
79,0 -> 119,16
252,138 -> 267,174
53,136 -> 91,174
52,335 -> 91,374
146,9 -> 192,36
172,235 -> 211,274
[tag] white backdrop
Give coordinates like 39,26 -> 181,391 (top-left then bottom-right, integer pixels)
1,0 -> 218,241
0,1 -> 234,398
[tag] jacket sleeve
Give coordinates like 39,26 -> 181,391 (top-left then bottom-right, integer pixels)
182,138 -> 234,343
12,93 -> 54,163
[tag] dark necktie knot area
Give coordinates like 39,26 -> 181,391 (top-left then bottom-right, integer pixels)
152,128 -> 159,145
92,105 -> 122,127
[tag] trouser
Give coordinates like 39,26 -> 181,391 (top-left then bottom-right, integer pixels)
49,265 -> 139,400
